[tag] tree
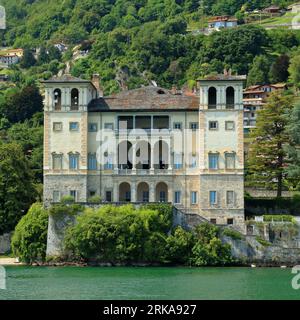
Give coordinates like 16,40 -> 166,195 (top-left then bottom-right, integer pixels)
0,142 -> 36,234
0,85 -> 43,123
20,48 -> 36,68
289,52 -> 300,89
270,54 -> 290,84
11,203 -> 48,263
247,92 -> 294,197
247,55 -> 271,86
37,46 -> 49,65
285,102 -> 300,188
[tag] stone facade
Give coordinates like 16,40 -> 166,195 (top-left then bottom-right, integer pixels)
42,73 -> 246,239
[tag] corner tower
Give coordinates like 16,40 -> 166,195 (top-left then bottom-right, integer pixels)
42,75 -> 97,205
197,73 -> 246,232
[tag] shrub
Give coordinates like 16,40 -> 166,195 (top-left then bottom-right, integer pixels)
60,195 -> 75,204
48,203 -> 84,217
263,215 -> 296,223
222,228 -> 243,240
11,203 -> 48,263
256,236 -> 271,247
191,223 -> 233,266
88,195 -> 102,204
64,205 -> 171,263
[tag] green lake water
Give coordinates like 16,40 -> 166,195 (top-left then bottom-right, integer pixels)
0,266 -> 300,300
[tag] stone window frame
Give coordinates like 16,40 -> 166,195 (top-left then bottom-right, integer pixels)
191,191 -> 198,205
226,190 -> 235,206
209,190 -> 218,206
53,190 -> 61,203
209,121 -> 218,131
52,153 -> 63,170
70,190 -> 78,202
53,122 -> 63,132
105,189 -> 113,202
225,121 -> 235,131
174,191 -> 181,204
225,152 -> 236,170
69,122 -> 79,132
68,152 -> 80,170
88,153 -> 97,171
227,218 -> 234,225
208,152 -> 219,170
190,122 -> 199,131
173,122 -> 182,130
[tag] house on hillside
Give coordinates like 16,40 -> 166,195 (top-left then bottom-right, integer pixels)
208,16 -> 238,30
287,2 -> 300,13
263,5 -> 281,15
0,48 -> 23,66
243,83 -> 287,133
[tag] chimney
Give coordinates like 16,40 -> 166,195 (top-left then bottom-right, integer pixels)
91,74 -> 103,98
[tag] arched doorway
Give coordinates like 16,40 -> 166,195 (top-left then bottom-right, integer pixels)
156,182 -> 168,202
208,87 -> 217,109
118,141 -> 133,170
119,182 -> 131,202
226,87 -> 235,109
53,89 -> 62,110
153,140 -> 169,169
137,182 -> 150,202
136,141 -> 151,170
71,88 -> 79,110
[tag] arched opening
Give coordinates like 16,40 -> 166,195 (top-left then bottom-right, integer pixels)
208,87 -> 217,109
136,141 -> 151,170
156,182 -> 168,202
119,182 -> 131,202
137,182 -> 149,203
71,88 -> 79,110
153,140 -> 169,170
226,86 -> 235,109
118,141 -> 133,170
53,89 -> 61,110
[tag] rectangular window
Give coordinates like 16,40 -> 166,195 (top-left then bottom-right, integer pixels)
210,218 -> 217,224
225,153 -> 236,169
160,191 -> 166,203
104,123 -> 114,130
69,122 -> 79,131
174,153 -> 183,169
106,191 -> 112,202
191,191 -> 198,205
69,154 -> 79,170
89,190 -> 96,197
209,121 -> 218,130
53,122 -> 62,132
70,190 -> 77,201
190,122 -> 198,131
190,155 -> 197,168
88,154 -> 97,170
52,154 -> 62,170
225,121 -> 235,131
210,191 -> 217,206
174,122 -> 182,130
227,218 -> 234,225
226,191 -> 235,206
209,154 -> 219,170
53,191 -> 61,203
174,191 -> 181,204
88,123 -> 98,132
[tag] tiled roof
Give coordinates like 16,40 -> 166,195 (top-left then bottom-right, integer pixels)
88,86 -> 199,112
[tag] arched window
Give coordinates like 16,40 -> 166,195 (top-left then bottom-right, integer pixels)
226,87 -> 235,109
208,87 -> 217,109
71,88 -> 79,110
53,89 -> 61,111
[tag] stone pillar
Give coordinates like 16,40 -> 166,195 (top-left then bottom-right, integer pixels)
168,138 -> 172,172
131,182 -> 137,203
132,141 -> 136,174
150,144 -> 155,174
149,183 -> 155,203
113,181 -> 119,202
